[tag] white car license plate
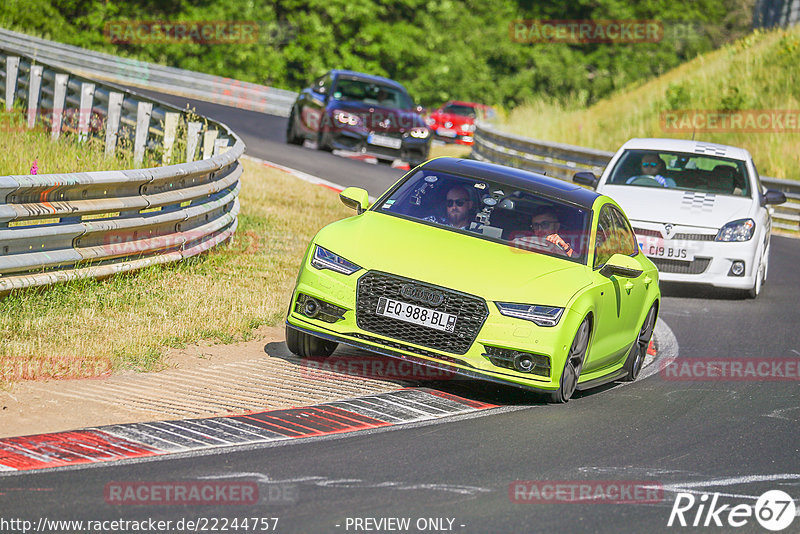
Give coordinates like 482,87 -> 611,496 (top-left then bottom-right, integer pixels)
436,128 -> 457,138
376,297 -> 456,333
637,235 -> 692,260
368,133 -> 402,149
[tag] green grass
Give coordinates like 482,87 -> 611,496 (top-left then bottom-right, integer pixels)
0,158 -> 351,384
0,109 -> 161,175
501,27 -> 800,180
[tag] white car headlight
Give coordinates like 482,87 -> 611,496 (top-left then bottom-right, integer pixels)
461,123 -> 476,132
495,302 -> 564,327
425,117 -> 436,127
311,245 -> 362,275
333,110 -> 362,127
409,127 -> 430,139
715,218 -> 755,242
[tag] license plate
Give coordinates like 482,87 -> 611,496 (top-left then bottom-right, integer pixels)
376,297 -> 456,333
436,128 -> 457,138
368,133 -> 401,149
637,235 -> 691,260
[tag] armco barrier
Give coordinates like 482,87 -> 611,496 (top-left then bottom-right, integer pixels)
0,27 -> 297,117
473,121 -> 800,233
0,49 -> 244,294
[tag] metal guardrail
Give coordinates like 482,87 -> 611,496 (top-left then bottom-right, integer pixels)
0,27 -> 298,117
0,49 -> 245,294
473,122 -> 800,233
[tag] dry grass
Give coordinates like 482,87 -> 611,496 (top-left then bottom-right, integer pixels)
501,27 -> 800,180
0,158 -> 351,384
429,142 -> 472,160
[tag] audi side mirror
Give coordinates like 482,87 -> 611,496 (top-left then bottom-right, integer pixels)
573,172 -> 599,189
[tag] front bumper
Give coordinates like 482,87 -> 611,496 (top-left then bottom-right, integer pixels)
634,224 -> 761,289
327,125 -> 431,163
286,263 -> 583,393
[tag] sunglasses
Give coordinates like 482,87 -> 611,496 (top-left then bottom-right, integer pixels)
531,220 -> 558,231
447,198 -> 468,207
641,162 -> 659,168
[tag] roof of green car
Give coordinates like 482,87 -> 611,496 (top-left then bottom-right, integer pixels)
418,158 -> 601,210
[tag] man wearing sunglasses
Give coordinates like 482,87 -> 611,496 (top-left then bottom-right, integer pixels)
627,153 -> 676,187
441,185 -> 475,229
511,206 -> 574,258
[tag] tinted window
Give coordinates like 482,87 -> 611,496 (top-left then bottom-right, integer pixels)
374,170 -> 591,263
442,104 -> 477,118
331,78 -> 412,109
607,149 -> 751,197
594,205 -> 638,269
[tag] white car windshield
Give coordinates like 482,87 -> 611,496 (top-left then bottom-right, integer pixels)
607,149 -> 751,197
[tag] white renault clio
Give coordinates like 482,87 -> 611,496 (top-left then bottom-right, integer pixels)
574,138 -> 786,298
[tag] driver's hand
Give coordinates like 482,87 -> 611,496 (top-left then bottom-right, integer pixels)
546,234 -> 574,257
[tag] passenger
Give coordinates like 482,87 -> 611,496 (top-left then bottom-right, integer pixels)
512,206 -> 574,257
628,154 -> 676,187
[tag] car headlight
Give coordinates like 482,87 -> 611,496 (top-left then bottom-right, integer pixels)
495,302 -> 564,327
310,245 -> 362,275
461,123 -> 476,132
409,127 -> 430,139
333,110 -> 362,127
715,218 -> 755,242
425,117 -> 436,127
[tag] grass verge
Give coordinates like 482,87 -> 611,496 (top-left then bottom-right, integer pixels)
0,158 -> 351,384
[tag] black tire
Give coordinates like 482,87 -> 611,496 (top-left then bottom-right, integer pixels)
316,129 -> 333,152
622,304 -> 657,381
285,324 -> 337,358
286,108 -> 303,145
548,318 -> 591,403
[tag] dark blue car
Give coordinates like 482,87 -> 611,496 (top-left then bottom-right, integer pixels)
286,70 -> 431,166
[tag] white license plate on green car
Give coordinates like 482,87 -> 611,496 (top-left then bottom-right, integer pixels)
376,297 -> 456,333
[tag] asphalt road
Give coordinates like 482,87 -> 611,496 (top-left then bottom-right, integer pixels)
3,95 -> 799,533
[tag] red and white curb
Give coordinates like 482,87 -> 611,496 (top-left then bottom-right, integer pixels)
0,389 -> 496,473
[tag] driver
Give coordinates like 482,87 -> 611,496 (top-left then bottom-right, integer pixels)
627,154 -> 676,187
440,185 -> 474,229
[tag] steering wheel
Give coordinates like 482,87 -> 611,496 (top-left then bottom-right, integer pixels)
627,175 -> 665,187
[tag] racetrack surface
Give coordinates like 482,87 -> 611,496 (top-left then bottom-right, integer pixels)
3,94 -> 798,533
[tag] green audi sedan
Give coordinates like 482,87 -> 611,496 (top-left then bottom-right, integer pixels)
286,158 -> 660,402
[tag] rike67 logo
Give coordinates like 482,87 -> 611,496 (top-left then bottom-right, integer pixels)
668,490 -> 796,531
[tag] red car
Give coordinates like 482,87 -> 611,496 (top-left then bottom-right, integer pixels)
425,101 -> 496,145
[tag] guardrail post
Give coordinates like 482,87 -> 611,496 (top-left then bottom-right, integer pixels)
104,91 -> 123,156
77,82 -> 95,142
51,73 -> 68,139
162,112 -> 179,164
25,65 -> 43,129
203,129 -> 218,160
186,121 -> 202,162
4,56 -> 19,111
214,138 -> 229,156
133,101 -> 152,166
